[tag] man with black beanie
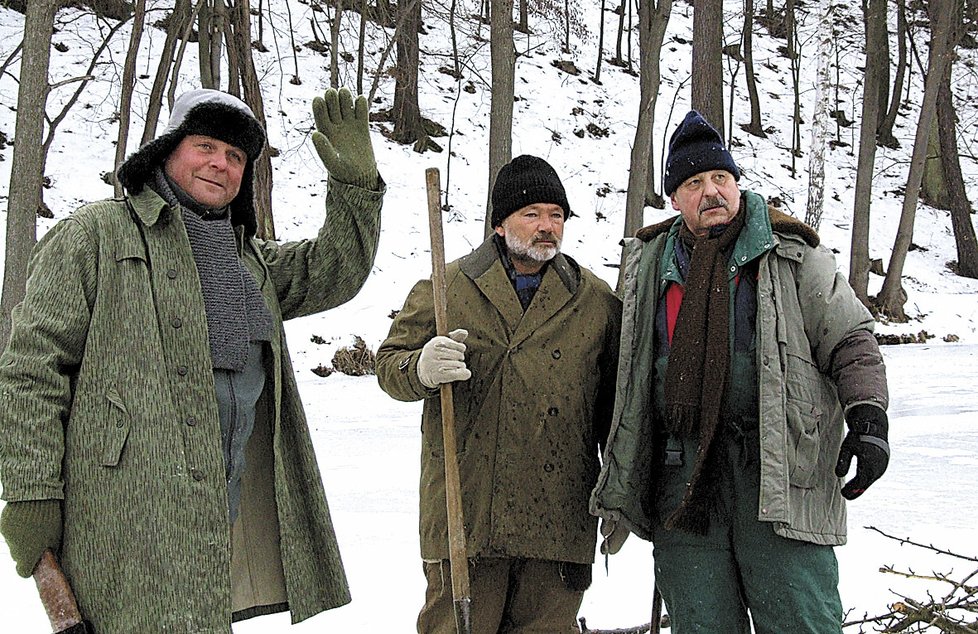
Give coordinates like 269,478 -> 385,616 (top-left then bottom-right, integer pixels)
0,87 -> 384,632
376,155 -> 621,633
591,110 -> 890,633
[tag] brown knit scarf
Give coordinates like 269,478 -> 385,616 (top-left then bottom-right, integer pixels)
661,206 -> 746,533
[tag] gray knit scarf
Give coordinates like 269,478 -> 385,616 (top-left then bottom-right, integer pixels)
152,169 -> 272,371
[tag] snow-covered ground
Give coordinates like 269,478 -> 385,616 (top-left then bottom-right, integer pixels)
1,0 -> 977,630
1,344 -> 975,631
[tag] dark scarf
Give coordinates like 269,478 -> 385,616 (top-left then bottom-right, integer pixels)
661,207 -> 746,533
152,169 -> 272,371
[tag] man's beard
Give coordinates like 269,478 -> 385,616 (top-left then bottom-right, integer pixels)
505,230 -> 561,263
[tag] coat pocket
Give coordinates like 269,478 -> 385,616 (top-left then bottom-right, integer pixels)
785,401 -> 821,489
101,388 -> 131,467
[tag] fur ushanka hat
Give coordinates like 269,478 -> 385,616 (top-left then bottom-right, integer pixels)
116,89 -> 266,235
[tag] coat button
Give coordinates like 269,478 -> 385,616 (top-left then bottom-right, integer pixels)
177,366 -> 188,376
186,416 -> 197,427
166,269 -> 178,279
116,419 -> 124,428
172,317 -> 182,329
551,349 -> 561,359
548,407 -> 559,416
191,469 -> 205,481
543,463 -> 554,473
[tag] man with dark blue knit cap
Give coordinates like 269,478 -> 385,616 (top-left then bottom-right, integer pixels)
591,111 -> 890,633
376,155 -> 620,633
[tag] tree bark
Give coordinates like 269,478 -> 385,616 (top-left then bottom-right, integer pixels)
199,0 -> 226,90
141,0 -> 191,145
876,0 -> 957,320
691,0 -> 724,136
331,0 -> 343,89
594,0 -> 606,82
484,0 -> 515,238
621,0 -> 674,286
848,0 -> 886,307
1,0 -> 61,348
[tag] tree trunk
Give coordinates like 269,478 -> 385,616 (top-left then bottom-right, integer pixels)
330,0 -> 343,89
621,0 -> 674,286
876,0 -> 956,320
141,0 -> 191,145
742,0 -> 765,137
788,0 -> 800,175
848,0 -> 886,307
935,2 -> 978,278
594,0 -> 605,82
485,0 -> 515,238
391,0 -> 424,144
691,0 -> 724,136
877,0 -> 907,148
517,0 -> 528,33
230,0 -> 275,239
357,0 -> 367,94
114,0 -> 146,197
804,0 -> 833,230
199,0 -> 226,90
920,116 -> 950,209
1,0 -> 61,348
867,0 -> 890,135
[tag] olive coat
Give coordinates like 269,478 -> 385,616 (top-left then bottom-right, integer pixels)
375,237 -> 621,565
0,180 -> 383,633
590,191 -> 888,546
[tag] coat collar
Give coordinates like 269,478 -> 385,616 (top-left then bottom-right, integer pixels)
126,186 -> 171,227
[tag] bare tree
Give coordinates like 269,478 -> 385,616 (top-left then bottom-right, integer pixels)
804,0 -> 834,230
1,0 -> 62,348
594,0 -> 606,82
141,0 -> 192,145
114,0 -> 146,197
230,0 -> 275,239
485,0 -> 515,238
742,0 -> 765,137
935,1 -> 978,279
691,0 -> 724,136
331,0 -> 344,89
848,0 -> 887,307
391,0 -> 425,144
877,0 -> 907,148
621,0 -> 674,284
876,0 -> 957,320
199,0 -> 227,89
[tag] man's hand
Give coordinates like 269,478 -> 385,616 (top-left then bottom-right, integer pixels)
417,329 -> 471,389
0,500 -> 62,578
311,87 -> 379,189
835,404 -> 890,500
599,518 -> 629,555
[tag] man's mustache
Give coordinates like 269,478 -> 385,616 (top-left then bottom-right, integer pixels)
698,195 -> 728,213
533,232 -> 559,244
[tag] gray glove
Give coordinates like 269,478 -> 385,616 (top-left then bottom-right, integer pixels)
599,518 -> 629,555
311,87 -> 379,189
418,329 -> 471,388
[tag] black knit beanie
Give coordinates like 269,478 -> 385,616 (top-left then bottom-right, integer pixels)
117,89 -> 266,236
490,155 -> 572,228
663,110 -> 740,196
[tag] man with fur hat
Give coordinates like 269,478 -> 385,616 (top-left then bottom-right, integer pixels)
375,155 -> 620,633
590,110 -> 889,632
0,87 -> 384,632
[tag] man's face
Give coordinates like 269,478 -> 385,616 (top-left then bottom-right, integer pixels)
164,134 -> 246,209
670,169 -> 741,237
494,203 -> 565,274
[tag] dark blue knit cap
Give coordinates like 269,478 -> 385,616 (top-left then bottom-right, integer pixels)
663,110 -> 740,196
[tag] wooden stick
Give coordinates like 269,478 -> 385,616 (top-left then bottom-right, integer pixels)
425,167 -> 472,634
33,549 -> 84,632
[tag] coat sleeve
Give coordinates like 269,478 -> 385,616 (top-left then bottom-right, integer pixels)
374,278 -> 440,402
595,287 -> 622,451
256,176 -> 384,320
794,243 -> 888,413
0,217 -> 98,502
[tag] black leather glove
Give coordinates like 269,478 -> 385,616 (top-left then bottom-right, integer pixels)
835,404 -> 889,500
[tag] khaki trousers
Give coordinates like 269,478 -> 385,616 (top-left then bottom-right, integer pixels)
417,557 -> 587,634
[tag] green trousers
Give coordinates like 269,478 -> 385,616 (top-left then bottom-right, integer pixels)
651,429 -> 844,634
417,557 -> 587,633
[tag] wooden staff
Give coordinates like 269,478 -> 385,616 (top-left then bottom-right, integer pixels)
425,167 -> 471,634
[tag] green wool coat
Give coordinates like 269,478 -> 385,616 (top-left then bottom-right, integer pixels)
0,179 -> 383,633
375,237 -> 621,565
591,191 -> 888,547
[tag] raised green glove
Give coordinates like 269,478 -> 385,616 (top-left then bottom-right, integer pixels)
311,87 -> 379,189
1,499 -> 62,577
